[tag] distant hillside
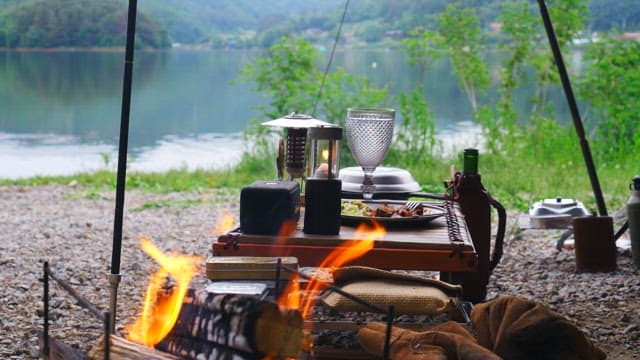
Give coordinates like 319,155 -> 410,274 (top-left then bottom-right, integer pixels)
0,0 -> 170,48
143,0 -> 640,47
0,0 -> 638,49
0,0 -> 343,48
133,0 -> 343,44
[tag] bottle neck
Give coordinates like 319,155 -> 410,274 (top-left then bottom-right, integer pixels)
463,149 -> 479,175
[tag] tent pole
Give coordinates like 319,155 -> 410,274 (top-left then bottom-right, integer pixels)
109,0 -> 138,332
536,0 -> 607,217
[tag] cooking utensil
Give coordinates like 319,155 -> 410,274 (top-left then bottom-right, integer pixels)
406,200 -> 422,212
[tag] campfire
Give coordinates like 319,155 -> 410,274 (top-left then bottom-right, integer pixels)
40,199 -> 605,360
88,219 -> 386,359
124,235 -> 202,347
279,222 -> 384,319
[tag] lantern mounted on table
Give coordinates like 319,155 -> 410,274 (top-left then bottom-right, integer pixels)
262,113 -> 331,180
304,125 -> 343,235
309,126 -> 342,179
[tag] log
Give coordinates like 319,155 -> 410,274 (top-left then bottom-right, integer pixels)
157,289 -> 304,359
88,335 -> 179,360
157,335 -> 260,360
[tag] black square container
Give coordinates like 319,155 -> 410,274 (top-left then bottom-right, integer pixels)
240,180 -> 300,235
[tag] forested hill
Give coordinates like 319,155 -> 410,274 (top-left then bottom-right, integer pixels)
132,0 -> 343,45
0,0 -> 343,48
0,0 -> 171,48
0,0 -> 638,49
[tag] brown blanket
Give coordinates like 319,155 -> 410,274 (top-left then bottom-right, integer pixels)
470,296 -> 606,360
358,296 -> 607,359
358,321 -> 501,360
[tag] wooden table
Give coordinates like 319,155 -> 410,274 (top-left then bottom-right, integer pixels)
212,201 -> 478,272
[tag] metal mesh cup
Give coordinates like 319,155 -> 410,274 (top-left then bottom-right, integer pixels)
345,108 -> 395,199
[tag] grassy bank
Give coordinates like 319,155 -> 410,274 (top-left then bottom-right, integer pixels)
1,142 -> 634,215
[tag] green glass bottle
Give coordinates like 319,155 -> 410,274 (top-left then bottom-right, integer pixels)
627,175 -> 640,267
463,148 -> 479,175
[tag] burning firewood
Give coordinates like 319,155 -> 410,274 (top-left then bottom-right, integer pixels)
157,335 -> 260,359
156,288 -> 304,359
89,335 -> 180,360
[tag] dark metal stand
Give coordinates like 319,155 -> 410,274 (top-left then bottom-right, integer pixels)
110,0 -> 138,332
536,0 -> 608,217
43,262 -> 49,360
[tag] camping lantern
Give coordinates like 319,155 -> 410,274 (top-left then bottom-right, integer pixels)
304,125 -> 343,235
308,126 -> 342,179
262,113 -> 331,180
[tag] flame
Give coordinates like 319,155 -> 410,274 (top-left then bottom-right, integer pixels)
262,218 -> 298,258
277,219 -> 298,240
321,148 -> 329,161
274,219 -> 300,308
125,235 -> 202,347
213,211 -> 235,235
278,221 -> 385,318
277,273 -> 300,309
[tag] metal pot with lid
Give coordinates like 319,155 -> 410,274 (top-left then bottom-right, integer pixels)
528,197 -> 591,229
339,166 -> 443,200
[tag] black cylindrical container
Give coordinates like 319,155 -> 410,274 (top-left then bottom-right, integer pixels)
304,178 -> 341,235
573,215 -> 616,272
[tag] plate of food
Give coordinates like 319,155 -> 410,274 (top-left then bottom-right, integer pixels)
340,199 -> 445,228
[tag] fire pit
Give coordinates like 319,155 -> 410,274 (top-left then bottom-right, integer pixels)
40,235 -> 471,360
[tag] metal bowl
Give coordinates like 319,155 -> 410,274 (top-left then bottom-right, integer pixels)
339,166 -> 421,199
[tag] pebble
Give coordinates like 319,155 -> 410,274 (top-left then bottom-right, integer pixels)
0,185 -> 237,359
489,211 -> 640,359
1,185 -> 638,359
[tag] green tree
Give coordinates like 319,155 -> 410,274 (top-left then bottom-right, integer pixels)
319,67 -> 389,166
319,68 -> 389,127
238,35 -> 389,166
388,84 -> 439,168
402,27 -> 443,81
481,0 -> 538,153
404,3 -> 489,114
2,0 -> 170,48
239,36 -> 321,120
437,3 -> 490,113
589,0 -> 640,31
578,35 -> 640,155
22,25 -> 46,47
530,0 -> 588,115
357,22 -> 386,43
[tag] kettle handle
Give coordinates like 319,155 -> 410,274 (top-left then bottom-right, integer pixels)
487,191 -> 506,272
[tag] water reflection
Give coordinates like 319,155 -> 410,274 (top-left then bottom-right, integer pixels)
2,50 -> 166,105
131,133 -> 244,173
0,131 -> 244,179
0,123 -> 481,180
0,133 -> 115,179
0,48 -> 561,179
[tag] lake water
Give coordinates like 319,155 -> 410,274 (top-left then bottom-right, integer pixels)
0,48 -> 547,179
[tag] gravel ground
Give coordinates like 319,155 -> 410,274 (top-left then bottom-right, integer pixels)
1,184 -> 638,359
